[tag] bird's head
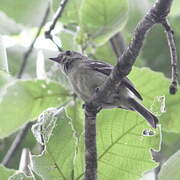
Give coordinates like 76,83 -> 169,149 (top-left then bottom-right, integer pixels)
49,50 -> 86,74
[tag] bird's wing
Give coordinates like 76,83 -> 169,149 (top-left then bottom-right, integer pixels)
86,60 -> 143,100
86,60 -> 113,75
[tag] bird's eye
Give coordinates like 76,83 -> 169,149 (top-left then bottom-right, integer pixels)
66,50 -> 71,56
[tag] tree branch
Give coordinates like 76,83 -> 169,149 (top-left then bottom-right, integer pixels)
17,1 -> 50,79
89,0 -> 175,110
1,122 -> 34,167
162,19 -> 178,94
45,0 -> 69,51
84,104 -> 98,180
110,32 -> 126,58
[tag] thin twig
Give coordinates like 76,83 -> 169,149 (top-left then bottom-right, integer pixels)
1,122 -> 34,166
162,19 -> 178,94
45,0 -> 69,51
17,1 -> 50,78
110,32 -> 126,58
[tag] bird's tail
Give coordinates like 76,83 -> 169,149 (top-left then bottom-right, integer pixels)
128,98 -> 158,128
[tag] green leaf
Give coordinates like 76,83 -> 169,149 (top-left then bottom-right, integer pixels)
0,0 -> 49,27
141,25 -> 180,82
158,150 -> 180,180
9,173 -> 34,180
158,131 -> 180,162
0,165 -> 15,179
0,71 -> 12,89
0,80 -> 71,138
53,0 -> 82,25
124,0 -> 148,33
58,29 -> 79,51
93,41 -> 116,65
66,99 -> 84,137
170,16 -> 180,36
129,68 -> 180,133
0,11 -> 22,35
31,108 -> 76,180
170,0 -> 180,16
74,109 -> 160,180
79,0 -> 129,46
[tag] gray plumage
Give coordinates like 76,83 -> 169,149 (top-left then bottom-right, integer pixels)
50,50 -> 158,128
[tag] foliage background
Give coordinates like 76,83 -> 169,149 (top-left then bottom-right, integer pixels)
0,0 -> 180,180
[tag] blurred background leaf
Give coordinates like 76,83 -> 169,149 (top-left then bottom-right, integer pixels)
0,0 -> 50,27
158,150 -> 180,180
0,80 -> 71,138
79,0 -> 129,46
0,165 -> 15,179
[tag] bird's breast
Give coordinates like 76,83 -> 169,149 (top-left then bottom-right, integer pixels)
68,67 -> 107,102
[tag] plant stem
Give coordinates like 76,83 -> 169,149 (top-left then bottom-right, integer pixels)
45,0 -> 69,51
1,122 -> 34,167
17,1 -> 50,78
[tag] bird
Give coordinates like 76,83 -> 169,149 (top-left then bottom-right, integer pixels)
50,50 -> 158,128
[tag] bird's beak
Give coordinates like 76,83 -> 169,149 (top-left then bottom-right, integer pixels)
49,57 -> 59,63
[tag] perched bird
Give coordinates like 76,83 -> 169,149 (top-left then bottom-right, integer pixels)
50,50 -> 158,128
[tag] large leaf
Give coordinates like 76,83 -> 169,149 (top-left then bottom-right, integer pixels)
31,108 -> 76,180
141,25 -> 180,82
74,109 -> 160,180
53,0 -> 82,25
58,29 -> 80,51
79,0 -> 129,46
129,68 -> 180,133
0,0 -> 49,27
0,80 -> 71,138
0,71 -> 12,89
0,11 -> 22,35
168,0 -> 180,17
0,165 -> 15,179
158,150 -> 180,180
93,41 -> 117,65
125,0 -> 150,33
158,131 -> 180,162
9,173 -> 34,180
66,99 -> 84,137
